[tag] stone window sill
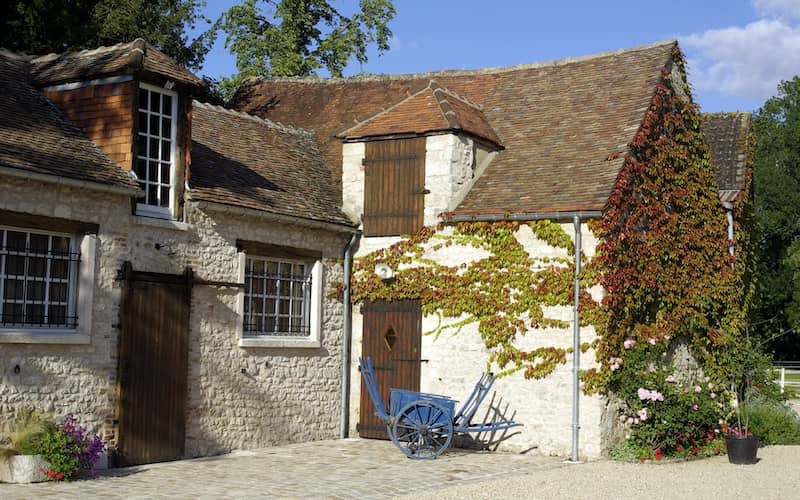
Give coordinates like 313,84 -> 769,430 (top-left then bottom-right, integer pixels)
0,330 -> 90,344
238,337 -> 321,349
131,215 -> 189,231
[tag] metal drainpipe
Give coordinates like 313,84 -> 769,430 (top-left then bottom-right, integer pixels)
340,232 -> 359,439
571,214 -> 582,462
722,202 -> 735,257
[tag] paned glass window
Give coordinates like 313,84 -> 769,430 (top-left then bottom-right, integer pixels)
0,228 -> 79,328
243,256 -> 311,337
136,84 -> 177,215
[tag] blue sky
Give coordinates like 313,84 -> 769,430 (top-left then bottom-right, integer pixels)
194,0 -> 800,112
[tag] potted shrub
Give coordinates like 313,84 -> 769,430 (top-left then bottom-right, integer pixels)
0,408 -> 51,483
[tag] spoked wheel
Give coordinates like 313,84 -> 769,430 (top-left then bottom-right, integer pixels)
390,400 -> 454,459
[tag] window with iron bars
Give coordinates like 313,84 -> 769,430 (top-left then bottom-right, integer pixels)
243,256 -> 312,337
0,227 -> 80,328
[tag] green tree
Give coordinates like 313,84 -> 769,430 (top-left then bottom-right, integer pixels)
0,0 -> 212,70
753,76 -> 800,358
218,0 -> 395,98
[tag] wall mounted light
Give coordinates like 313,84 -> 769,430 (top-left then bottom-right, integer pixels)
374,263 -> 395,280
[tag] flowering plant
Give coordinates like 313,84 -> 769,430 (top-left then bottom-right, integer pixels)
25,413 -> 105,481
610,339 -> 728,460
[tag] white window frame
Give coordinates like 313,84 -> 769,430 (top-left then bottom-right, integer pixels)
135,82 -> 178,220
0,226 -> 95,344
237,252 -> 323,349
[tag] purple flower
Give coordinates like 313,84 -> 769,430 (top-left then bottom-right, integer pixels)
692,403 -> 699,411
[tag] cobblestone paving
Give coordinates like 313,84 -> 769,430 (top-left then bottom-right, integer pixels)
0,438 -> 564,499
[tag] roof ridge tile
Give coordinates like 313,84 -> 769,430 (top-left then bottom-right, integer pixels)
244,39 -> 678,87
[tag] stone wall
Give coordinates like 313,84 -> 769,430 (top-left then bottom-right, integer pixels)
348,222 -> 606,458
0,176 -> 348,458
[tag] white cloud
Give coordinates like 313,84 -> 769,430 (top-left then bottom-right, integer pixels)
753,0 -> 800,20
682,18 -> 800,100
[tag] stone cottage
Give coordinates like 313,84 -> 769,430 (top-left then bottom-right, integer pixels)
233,40 -> 753,457
0,40 -> 357,465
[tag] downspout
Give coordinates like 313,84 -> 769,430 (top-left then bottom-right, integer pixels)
340,232 -> 360,438
722,201 -> 735,257
571,215 -> 582,463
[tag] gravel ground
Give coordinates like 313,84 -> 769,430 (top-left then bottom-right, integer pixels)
406,446 -> 800,500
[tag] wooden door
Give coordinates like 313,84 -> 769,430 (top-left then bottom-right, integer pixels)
117,262 -> 191,465
362,137 -> 426,237
358,300 -> 422,439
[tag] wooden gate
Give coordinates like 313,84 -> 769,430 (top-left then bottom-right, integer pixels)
358,300 -> 422,439
116,262 -> 191,465
362,137 -> 426,237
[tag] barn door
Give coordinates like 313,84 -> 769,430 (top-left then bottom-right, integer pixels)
362,137 -> 426,237
117,262 -> 191,465
358,300 -> 422,439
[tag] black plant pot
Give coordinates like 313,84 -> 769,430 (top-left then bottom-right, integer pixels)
726,435 -> 759,464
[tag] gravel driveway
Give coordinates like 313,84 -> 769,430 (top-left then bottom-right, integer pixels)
409,445 -> 800,500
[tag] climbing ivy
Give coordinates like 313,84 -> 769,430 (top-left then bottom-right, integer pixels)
351,220 -> 598,379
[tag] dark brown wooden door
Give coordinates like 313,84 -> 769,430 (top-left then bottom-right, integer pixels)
358,300 -> 422,439
117,263 -> 191,465
362,137 -> 426,237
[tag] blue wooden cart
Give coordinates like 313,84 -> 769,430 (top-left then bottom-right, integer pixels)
358,356 -> 522,459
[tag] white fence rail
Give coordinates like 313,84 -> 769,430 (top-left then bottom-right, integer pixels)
774,362 -> 800,394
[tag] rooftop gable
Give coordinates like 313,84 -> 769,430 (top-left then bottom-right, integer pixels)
338,81 -> 503,147
30,39 -> 203,89
189,102 -> 354,227
234,40 -> 677,214
0,51 -> 138,192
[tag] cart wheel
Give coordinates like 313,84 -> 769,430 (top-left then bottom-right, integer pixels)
390,400 -> 454,459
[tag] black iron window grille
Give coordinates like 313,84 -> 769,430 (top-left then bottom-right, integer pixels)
243,256 -> 311,337
0,228 -> 80,328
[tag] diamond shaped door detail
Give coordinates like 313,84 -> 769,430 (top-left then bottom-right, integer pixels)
359,300 -> 422,439
384,326 -> 397,350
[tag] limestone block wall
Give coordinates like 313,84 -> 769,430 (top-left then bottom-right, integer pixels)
349,222 -> 606,458
0,176 -> 348,458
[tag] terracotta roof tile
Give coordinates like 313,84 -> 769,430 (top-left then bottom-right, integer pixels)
189,101 -> 354,227
703,112 -> 750,192
233,40 -> 676,213
30,39 -> 203,89
0,51 -> 138,191
338,81 -> 502,147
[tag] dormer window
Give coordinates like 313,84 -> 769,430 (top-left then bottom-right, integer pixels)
136,83 -> 178,218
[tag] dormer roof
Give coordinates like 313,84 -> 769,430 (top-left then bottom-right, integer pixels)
337,81 -> 503,148
30,39 -> 203,89
0,51 -> 138,191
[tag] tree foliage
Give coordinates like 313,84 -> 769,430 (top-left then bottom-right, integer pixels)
218,0 -> 395,98
0,0 -> 213,70
753,76 -> 800,358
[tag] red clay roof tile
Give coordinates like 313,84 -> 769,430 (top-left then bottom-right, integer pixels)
233,40 -> 677,214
